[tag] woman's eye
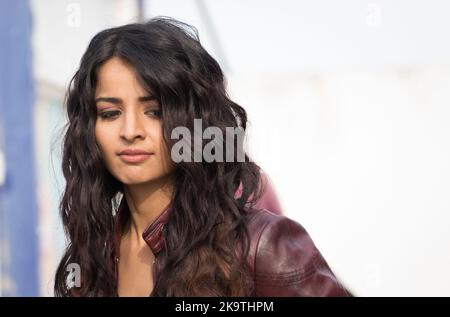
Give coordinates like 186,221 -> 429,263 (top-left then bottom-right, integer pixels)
98,110 -> 121,120
145,109 -> 162,118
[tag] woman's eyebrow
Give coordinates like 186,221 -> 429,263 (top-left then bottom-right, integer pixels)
95,97 -> 122,105
138,95 -> 157,103
95,95 -> 157,104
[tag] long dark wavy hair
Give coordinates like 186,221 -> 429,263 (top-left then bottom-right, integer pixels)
54,17 -> 264,296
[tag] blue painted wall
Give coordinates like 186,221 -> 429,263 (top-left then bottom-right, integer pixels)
0,0 -> 38,296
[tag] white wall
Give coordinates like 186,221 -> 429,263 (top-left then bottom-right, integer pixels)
31,0 -> 139,87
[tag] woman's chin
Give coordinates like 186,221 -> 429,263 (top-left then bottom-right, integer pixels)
119,176 -> 156,186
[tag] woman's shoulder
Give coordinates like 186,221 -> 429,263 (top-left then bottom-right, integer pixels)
244,208 -> 318,271
244,208 -> 351,296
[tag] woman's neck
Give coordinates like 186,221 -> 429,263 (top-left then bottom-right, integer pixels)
123,175 -> 174,247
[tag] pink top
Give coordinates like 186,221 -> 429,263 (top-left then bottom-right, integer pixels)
234,172 -> 283,215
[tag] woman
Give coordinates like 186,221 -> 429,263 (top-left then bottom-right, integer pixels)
54,17 -> 350,297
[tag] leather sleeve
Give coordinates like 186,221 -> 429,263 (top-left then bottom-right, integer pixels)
253,214 -> 352,296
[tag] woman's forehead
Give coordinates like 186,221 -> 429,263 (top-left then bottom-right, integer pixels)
95,57 -> 150,98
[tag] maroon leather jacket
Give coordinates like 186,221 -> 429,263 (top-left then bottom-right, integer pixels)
114,200 -> 351,297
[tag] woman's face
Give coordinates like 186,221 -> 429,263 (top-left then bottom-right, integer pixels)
94,57 -> 175,185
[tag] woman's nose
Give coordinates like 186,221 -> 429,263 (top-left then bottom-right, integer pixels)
119,111 -> 145,141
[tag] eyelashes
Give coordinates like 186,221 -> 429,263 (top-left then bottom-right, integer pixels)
97,109 -> 162,120
146,109 -> 162,118
98,110 -> 121,120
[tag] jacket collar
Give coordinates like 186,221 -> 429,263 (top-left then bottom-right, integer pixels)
114,197 -> 173,256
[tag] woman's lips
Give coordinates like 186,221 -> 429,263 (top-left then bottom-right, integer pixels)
119,153 -> 152,163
